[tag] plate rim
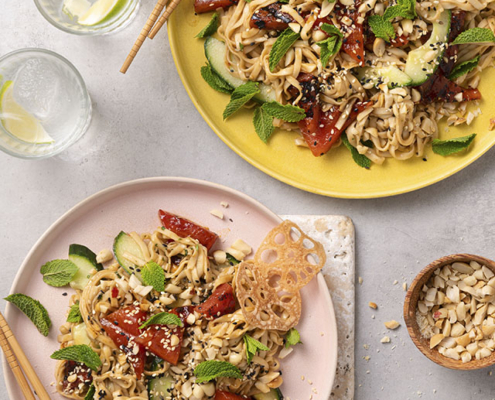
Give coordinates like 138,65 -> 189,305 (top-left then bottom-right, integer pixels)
167,18 -> 494,199
3,176 -> 338,399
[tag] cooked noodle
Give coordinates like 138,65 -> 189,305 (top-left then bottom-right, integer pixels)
215,0 -> 495,163
55,228 -> 283,400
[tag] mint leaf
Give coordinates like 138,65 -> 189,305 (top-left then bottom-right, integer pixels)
383,5 -> 403,20
141,261 -> 165,292
285,328 -> 302,348
262,101 -> 306,122
67,302 -> 83,323
139,312 -> 183,330
244,335 -> 270,363
51,345 -> 102,371
40,259 -> 78,287
194,360 -> 243,383
5,293 -> 51,336
342,134 -> 372,169
269,28 -> 300,72
320,23 -> 343,37
85,384 -> 95,400
361,139 -> 374,148
449,55 -> 480,80
383,0 -> 416,20
223,82 -> 260,119
432,133 -> 476,156
196,13 -> 219,38
368,15 -> 395,42
453,28 -> 495,45
226,253 -> 240,266
317,36 -> 342,67
254,106 -> 274,143
201,63 -> 233,95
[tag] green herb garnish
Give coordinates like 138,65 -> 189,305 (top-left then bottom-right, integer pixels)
269,29 -> 300,72
5,293 -> 51,336
139,312 -> 183,330
449,56 -> 480,80
51,345 -> 102,371
244,335 -> 270,363
194,360 -> 243,383
342,134 -> 372,169
141,261 -> 166,292
223,82 -> 260,119
40,259 -> 78,287
196,13 -> 219,38
432,133 -> 476,156
201,63 -> 234,95
285,328 -> 302,348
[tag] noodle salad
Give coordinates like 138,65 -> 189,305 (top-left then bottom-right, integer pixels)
194,0 -> 495,166
6,211 -> 325,400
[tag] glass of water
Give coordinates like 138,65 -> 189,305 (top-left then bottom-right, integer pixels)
0,49 -> 92,159
34,0 -> 140,35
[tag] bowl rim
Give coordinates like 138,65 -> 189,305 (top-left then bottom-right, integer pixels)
404,253 -> 495,370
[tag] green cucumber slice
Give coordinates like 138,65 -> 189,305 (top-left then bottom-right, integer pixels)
404,10 -> 451,85
113,231 -> 145,281
355,65 -> 412,88
148,358 -> 174,400
254,388 -> 284,400
204,37 -> 277,103
69,244 -> 103,290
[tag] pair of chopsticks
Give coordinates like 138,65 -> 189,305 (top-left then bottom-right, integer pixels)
0,311 -> 50,400
121,0 -> 183,74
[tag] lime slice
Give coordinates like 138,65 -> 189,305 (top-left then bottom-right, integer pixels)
0,81 -> 54,144
62,0 -> 92,20
77,0 -> 125,26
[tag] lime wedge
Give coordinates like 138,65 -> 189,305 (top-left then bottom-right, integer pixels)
62,0 -> 92,20
0,81 -> 54,144
77,0 -> 125,26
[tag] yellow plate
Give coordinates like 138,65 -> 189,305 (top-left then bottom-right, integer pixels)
168,5 -> 495,198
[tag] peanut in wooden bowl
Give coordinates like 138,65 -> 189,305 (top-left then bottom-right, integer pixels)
404,254 -> 495,370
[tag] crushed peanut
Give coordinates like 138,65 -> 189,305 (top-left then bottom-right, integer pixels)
384,320 -> 401,330
369,302 -> 378,309
417,260 -> 495,363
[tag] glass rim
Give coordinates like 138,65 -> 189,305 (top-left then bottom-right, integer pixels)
32,0 -> 139,36
0,48 -> 92,160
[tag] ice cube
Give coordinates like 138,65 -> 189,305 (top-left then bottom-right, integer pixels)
13,58 -> 61,121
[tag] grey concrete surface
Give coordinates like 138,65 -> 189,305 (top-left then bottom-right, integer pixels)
2,1 -> 495,399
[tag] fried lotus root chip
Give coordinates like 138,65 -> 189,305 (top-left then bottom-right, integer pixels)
235,261 -> 301,331
255,221 -> 326,291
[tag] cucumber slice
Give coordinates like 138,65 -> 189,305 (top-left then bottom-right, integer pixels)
69,244 -> 103,290
355,65 -> 412,88
148,358 -> 174,400
113,231 -> 145,280
73,323 -> 91,346
205,37 -> 277,103
404,10 -> 451,85
254,388 -> 284,400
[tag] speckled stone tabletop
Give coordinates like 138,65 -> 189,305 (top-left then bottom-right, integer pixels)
3,1 -> 495,399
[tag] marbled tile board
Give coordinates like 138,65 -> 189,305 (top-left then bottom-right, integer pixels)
282,215 -> 355,400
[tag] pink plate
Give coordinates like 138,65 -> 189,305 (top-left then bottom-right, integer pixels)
3,177 -> 338,400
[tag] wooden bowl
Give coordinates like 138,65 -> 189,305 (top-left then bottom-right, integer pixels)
404,253 -> 495,370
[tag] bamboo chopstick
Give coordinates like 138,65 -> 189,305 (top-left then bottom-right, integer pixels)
120,0 -> 169,74
0,312 -> 51,400
148,0 -> 182,39
0,327 -> 36,400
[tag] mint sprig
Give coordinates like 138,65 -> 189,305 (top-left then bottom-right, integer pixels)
432,133 -> 476,156
139,312 -> 183,330
40,259 -> 78,287
67,302 -> 83,323
194,360 -> 243,383
262,102 -> 306,122
285,328 -> 302,348
342,134 -> 372,169
253,102 -> 306,143
226,253 -> 240,266
196,13 -> 219,38
449,55 -> 480,80
316,24 -> 343,67
383,0 -> 416,20
141,261 -> 165,292
452,28 -> 495,45
51,345 -> 102,371
223,82 -> 260,119
253,106 -> 274,143
368,15 -> 396,42
244,335 -> 270,363
269,29 -> 300,72
5,293 -> 51,336
201,63 -> 233,95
